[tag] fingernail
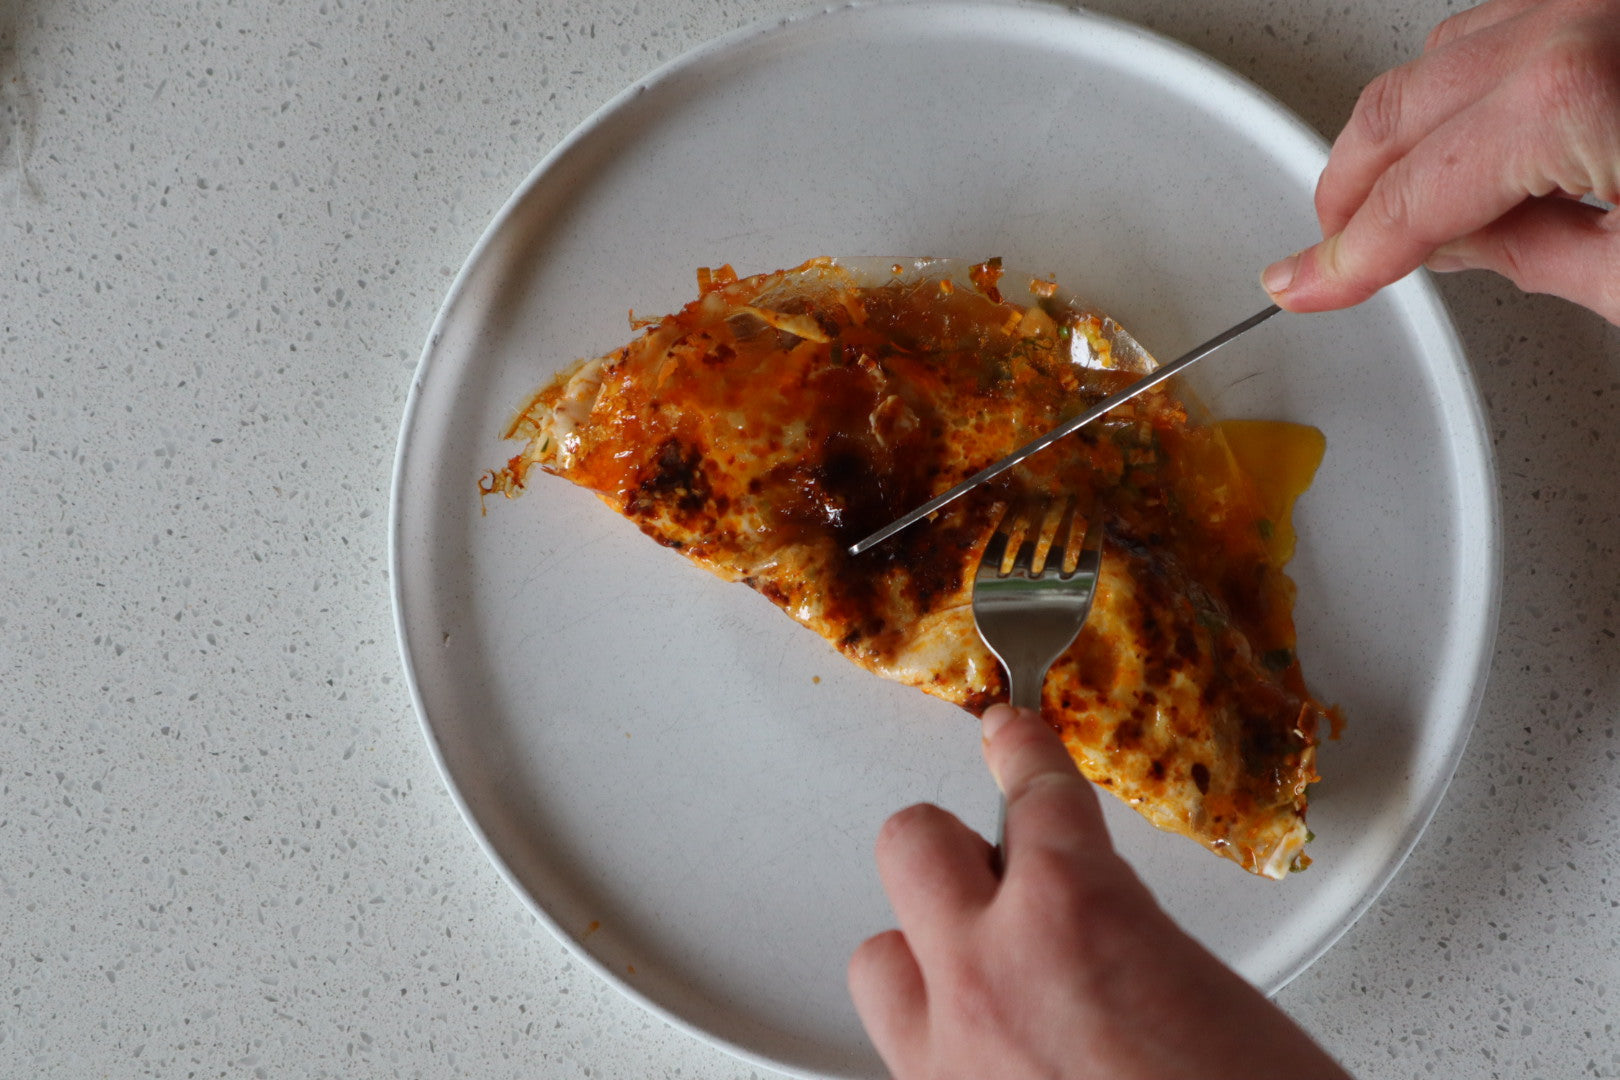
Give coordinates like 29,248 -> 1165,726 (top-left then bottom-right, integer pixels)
1261,252 -> 1300,296
981,704 -> 1017,741
1424,252 -> 1466,273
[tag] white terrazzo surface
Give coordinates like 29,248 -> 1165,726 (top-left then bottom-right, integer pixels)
3,0 -> 1618,1076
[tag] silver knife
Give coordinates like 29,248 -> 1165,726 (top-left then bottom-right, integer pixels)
847,304 -> 1282,555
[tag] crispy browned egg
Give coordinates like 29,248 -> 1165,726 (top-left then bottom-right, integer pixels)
485,258 -> 1337,878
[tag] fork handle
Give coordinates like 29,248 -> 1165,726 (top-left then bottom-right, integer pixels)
994,673 -> 1044,864
1007,676 -> 1043,713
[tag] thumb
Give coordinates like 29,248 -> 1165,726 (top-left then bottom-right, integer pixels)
980,704 -> 1112,857
1426,198 -> 1620,325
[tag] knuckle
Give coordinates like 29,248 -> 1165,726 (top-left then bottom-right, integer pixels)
1526,34 -> 1620,130
849,929 -> 901,975
1008,846 -> 1149,934
1329,169 -> 1431,298
876,802 -> 947,850
937,959 -> 1000,1022
847,935 -> 877,976
1352,67 -> 1409,150
1002,762 -> 1081,810
1423,11 -> 1467,52
1536,41 -> 1599,103
1520,37 -> 1620,200
1361,169 -> 1418,237
1013,843 -> 1089,896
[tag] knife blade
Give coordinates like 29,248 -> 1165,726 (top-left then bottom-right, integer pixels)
847,304 -> 1282,555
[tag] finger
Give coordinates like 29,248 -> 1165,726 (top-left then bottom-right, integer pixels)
848,929 -> 927,1069
980,705 -> 1113,860
1267,64 -> 1587,312
1424,0 -> 1547,52
1315,8 -> 1543,237
873,802 -> 998,954
1428,197 -> 1620,323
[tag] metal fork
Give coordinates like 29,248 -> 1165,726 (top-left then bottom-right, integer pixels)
972,499 -> 1106,854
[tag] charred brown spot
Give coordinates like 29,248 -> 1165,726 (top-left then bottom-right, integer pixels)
1113,712 -> 1145,750
1191,762 -> 1211,794
895,520 -> 973,614
631,437 -> 712,518
1072,629 -> 1119,694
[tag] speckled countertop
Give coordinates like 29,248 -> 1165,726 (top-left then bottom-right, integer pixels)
3,0 -> 1617,1076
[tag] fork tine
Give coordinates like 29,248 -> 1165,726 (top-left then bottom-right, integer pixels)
979,497 -> 1101,581
1058,502 -> 1082,575
1064,504 -> 1105,577
999,509 -> 1032,577
1029,498 -> 1069,576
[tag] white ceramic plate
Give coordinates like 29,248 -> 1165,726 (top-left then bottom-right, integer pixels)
389,3 -> 1500,1076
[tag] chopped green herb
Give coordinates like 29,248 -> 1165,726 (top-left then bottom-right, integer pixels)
1257,518 -> 1274,540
